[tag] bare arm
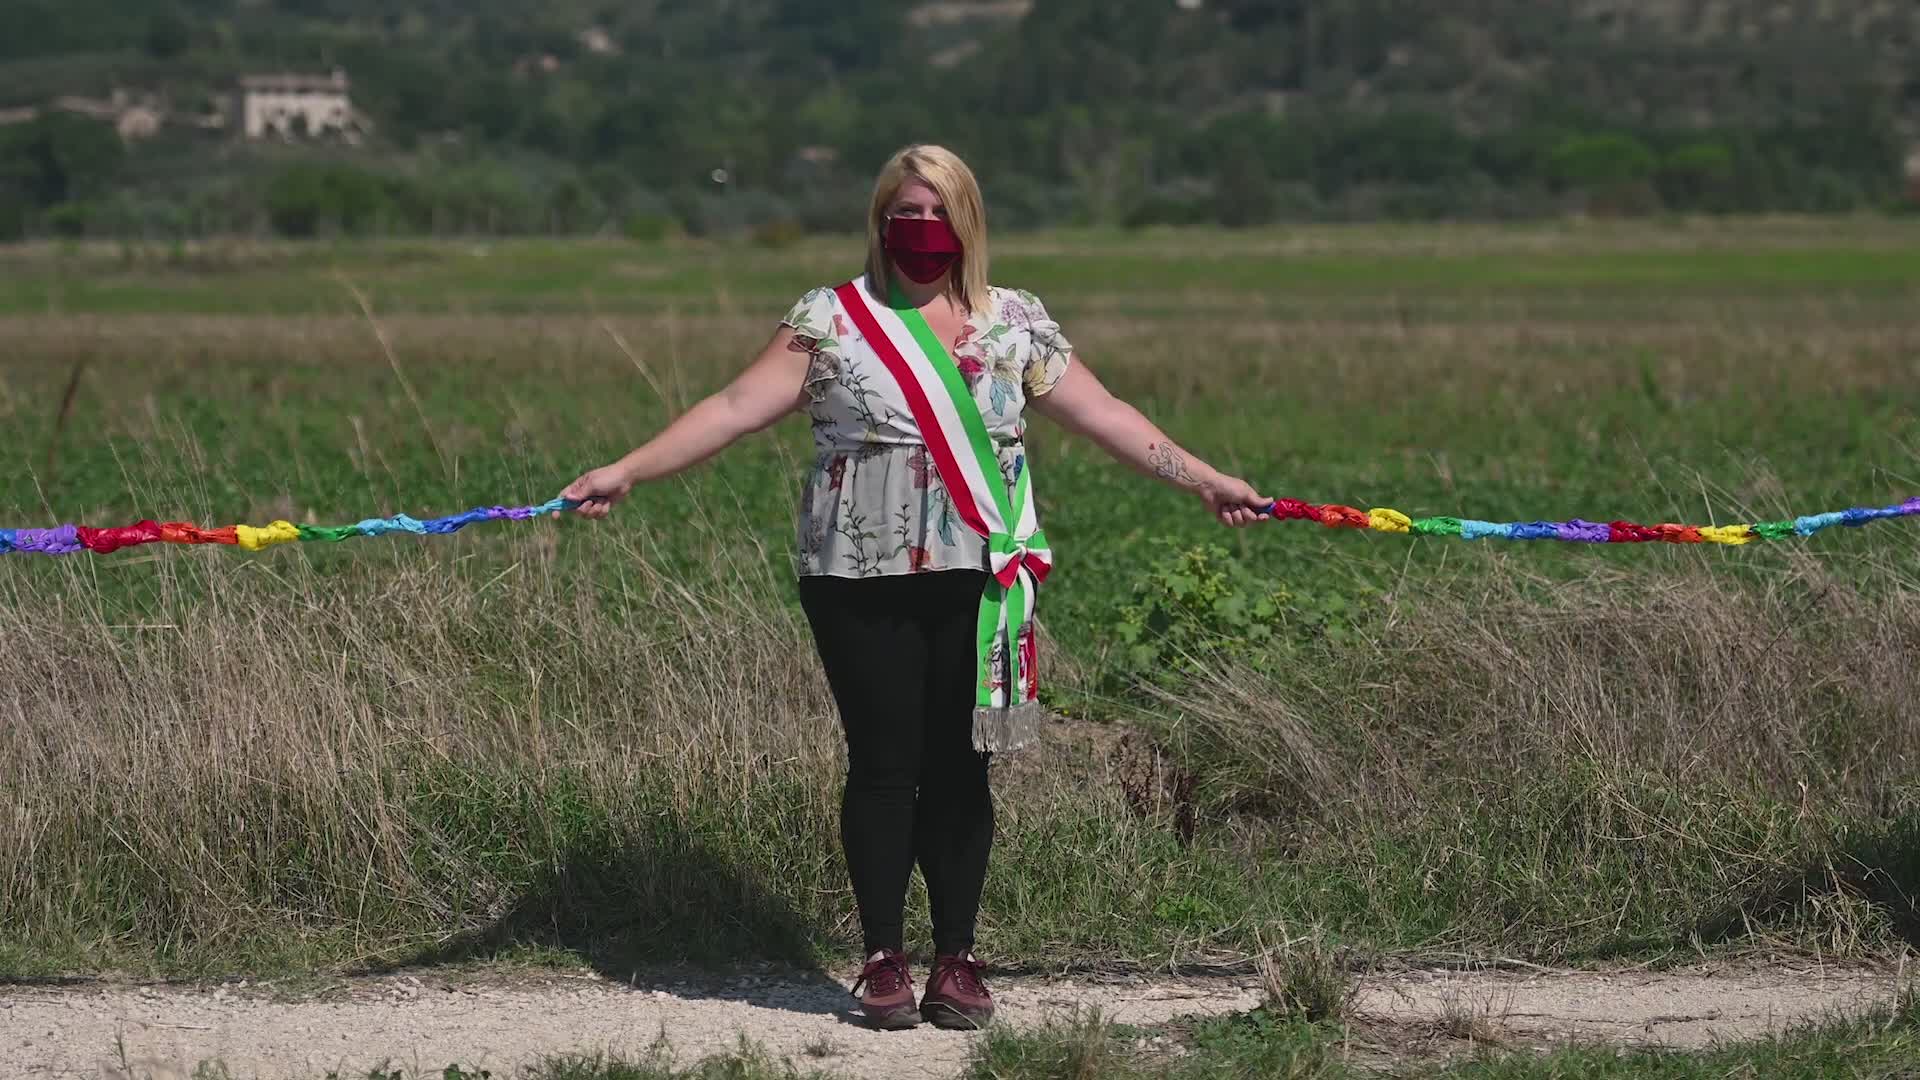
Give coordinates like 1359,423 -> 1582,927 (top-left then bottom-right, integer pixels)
561,327 -> 812,517
1029,356 -> 1271,526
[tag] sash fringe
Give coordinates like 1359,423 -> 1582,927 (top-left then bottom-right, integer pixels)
972,700 -> 1045,754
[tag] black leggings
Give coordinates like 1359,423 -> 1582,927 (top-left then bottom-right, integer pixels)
799,570 -> 994,958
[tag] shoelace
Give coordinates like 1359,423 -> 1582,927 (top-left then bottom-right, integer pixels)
937,954 -> 987,997
851,953 -> 910,998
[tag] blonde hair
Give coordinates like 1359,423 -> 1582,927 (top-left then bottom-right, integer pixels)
864,144 -> 990,315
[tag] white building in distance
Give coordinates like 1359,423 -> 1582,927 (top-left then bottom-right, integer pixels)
238,69 -> 367,142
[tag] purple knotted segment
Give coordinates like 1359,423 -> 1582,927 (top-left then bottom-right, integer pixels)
1557,519 -> 1613,543
13,525 -> 84,555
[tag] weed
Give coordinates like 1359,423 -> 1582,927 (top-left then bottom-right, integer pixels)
1257,934 -> 1359,1026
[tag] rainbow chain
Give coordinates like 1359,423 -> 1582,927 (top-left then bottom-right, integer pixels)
1258,496 -> 1920,544
0,499 -> 582,555
1,494 -> 1915,557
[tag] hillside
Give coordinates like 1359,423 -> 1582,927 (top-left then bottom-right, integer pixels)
0,0 -> 1914,238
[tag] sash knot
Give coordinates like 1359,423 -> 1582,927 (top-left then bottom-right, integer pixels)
990,530 -> 1050,589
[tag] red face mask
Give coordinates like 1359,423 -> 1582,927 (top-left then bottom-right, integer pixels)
885,216 -> 963,284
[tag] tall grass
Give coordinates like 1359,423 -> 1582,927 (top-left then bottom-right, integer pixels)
0,520 -> 843,970
6,522 -> 1916,971
1142,554 -> 1920,959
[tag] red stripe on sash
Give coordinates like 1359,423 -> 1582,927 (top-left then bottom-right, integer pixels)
833,281 -> 992,541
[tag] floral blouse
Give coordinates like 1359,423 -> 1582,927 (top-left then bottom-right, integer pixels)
782,284 -> 1073,578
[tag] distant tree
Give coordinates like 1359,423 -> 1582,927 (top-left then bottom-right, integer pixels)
1547,133 -> 1660,213
46,201 -> 91,238
264,164 -> 392,236
1318,111 -> 1474,192
1546,133 -> 1656,190
0,188 -> 25,242
144,9 -> 193,59
583,163 -> 632,214
1656,141 -> 1735,210
0,113 -> 125,207
336,44 -> 456,145
460,74 -> 527,142
544,173 -> 602,233
1213,140 -> 1275,226
527,78 -> 600,159
1473,126 -> 1563,187
264,166 -> 328,236
0,0 -> 69,62
770,0 -> 905,71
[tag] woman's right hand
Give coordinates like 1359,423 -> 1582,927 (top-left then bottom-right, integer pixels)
559,462 -> 636,520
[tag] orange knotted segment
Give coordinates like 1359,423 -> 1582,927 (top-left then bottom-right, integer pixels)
1318,504 -> 1371,529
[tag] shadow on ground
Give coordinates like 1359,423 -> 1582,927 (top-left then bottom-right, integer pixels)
1695,810 -> 1920,948
393,810 -> 851,1016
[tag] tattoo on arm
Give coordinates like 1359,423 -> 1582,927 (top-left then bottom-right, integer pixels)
1147,441 -> 1199,486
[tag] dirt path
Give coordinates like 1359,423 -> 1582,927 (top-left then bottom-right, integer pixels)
0,963 -> 1904,1080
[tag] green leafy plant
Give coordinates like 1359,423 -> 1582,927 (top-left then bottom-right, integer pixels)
1106,542 -> 1367,697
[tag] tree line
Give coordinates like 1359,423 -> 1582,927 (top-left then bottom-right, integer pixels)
1,0 -> 1914,240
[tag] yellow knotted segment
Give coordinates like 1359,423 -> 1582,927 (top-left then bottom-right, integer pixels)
236,520 -> 301,551
1698,524 -> 1755,546
1368,507 -> 1412,534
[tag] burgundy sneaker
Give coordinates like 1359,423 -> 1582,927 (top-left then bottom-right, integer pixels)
850,949 -> 920,1030
921,952 -> 994,1029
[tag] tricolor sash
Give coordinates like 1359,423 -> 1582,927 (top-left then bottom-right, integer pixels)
832,276 -> 1052,751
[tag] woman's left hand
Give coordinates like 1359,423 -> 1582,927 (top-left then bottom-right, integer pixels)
1199,474 -> 1272,527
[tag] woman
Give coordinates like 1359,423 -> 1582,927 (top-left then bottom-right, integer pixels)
561,145 -> 1269,1031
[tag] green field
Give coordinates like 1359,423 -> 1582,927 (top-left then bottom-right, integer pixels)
1,220 -> 1917,994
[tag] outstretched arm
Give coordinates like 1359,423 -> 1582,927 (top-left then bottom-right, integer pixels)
1029,356 -> 1271,527
561,328 -> 813,518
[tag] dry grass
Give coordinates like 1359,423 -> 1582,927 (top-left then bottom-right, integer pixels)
1258,933 -> 1361,1025
1149,549 -> 1920,958
0,523 -> 846,969
1427,979 -> 1514,1046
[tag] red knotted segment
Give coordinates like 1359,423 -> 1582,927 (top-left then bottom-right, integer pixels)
1268,498 -> 1318,521
1609,521 -> 1661,543
76,520 -> 166,553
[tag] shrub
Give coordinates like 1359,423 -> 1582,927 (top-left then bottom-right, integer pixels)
1107,542 -> 1363,697
1125,180 -> 1214,228
46,201 -> 91,238
1658,140 -> 1736,209
1548,133 -> 1661,214
621,212 -> 678,244
0,191 -> 23,242
1212,141 -> 1276,227
750,219 -> 806,249
264,163 -> 394,237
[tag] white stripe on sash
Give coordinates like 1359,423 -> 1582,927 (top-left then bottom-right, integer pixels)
840,277 -> 1008,539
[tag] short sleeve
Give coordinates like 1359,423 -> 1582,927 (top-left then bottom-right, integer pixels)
1015,290 -> 1072,398
780,286 -> 838,348
780,286 -> 842,403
